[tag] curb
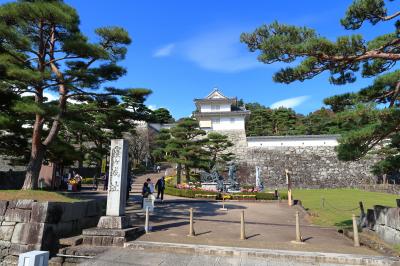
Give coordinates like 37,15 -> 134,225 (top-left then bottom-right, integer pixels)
124,241 -> 400,265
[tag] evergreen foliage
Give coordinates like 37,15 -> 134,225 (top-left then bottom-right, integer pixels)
0,0 -> 138,188
241,0 -> 400,176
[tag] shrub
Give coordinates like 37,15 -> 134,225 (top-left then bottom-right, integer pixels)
81,177 -> 94,184
165,186 -> 287,201
164,186 -> 219,198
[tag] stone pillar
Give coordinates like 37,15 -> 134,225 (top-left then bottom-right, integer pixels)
97,139 -> 129,229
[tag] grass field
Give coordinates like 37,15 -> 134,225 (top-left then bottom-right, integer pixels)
0,190 -> 78,202
292,189 -> 398,228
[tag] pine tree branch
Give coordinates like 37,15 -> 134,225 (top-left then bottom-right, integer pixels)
378,11 -> 400,21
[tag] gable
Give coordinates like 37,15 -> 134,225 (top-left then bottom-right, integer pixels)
206,89 -> 227,99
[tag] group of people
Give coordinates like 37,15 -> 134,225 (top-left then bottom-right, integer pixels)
141,176 -> 166,207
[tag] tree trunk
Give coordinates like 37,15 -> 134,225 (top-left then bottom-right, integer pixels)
22,143 -> 45,190
185,165 -> 190,184
176,163 -> 182,184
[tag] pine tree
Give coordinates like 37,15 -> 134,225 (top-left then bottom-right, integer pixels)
0,0 -> 131,189
241,0 -> 400,175
151,108 -> 174,123
204,132 -> 234,170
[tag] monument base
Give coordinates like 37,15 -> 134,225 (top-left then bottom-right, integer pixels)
82,226 -> 144,247
97,215 -> 130,229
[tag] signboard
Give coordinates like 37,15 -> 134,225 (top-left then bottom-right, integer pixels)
101,158 -> 107,174
143,194 -> 155,212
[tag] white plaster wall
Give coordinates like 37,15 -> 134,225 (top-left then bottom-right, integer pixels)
200,103 -> 231,112
247,137 -> 338,147
211,116 -> 245,130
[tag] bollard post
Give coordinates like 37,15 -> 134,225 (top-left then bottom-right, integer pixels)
145,206 -> 150,233
188,208 -> 195,236
352,214 -> 360,247
359,201 -> 365,217
240,210 -> 246,240
219,193 -> 228,211
295,211 -> 302,242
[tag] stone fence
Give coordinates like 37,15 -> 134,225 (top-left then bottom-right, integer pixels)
0,199 -> 103,263
357,184 -> 400,195
363,201 -> 400,245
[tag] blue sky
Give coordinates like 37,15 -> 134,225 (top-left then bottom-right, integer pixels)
3,0 -> 397,118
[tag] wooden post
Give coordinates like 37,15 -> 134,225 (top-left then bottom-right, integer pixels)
145,207 -> 150,234
295,211 -> 302,242
359,201 -> 365,217
240,211 -> 246,240
352,214 -> 360,247
220,193 -> 228,211
188,208 -> 195,236
285,169 -> 292,206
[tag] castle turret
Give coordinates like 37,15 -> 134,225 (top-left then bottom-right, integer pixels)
193,88 -> 250,131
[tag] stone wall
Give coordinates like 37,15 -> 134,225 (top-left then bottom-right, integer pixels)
235,146 -> 377,188
0,199 -> 103,263
0,158 -> 25,172
364,203 -> 400,245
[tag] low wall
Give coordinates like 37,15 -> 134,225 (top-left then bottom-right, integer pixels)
364,202 -> 400,245
0,199 -> 103,263
358,184 -> 400,195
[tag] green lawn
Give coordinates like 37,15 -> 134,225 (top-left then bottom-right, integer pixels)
291,189 -> 398,228
0,190 -> 79,202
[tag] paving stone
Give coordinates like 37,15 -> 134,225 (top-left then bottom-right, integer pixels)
15,200 -> 34,210
0,202 -> 8,216
59,235 -> 83,247
11,222 -> 44,245
1,221 -> 16,226
82,236 -> 93,245
0,226 -> 14,241
8,243 -> 40,255
92,236 -> 103,246
0,240 -> 11,249
102,236 -> 113,246
4,208 -> 30,223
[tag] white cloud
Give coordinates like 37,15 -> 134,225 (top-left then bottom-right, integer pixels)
153,43 -> 175,57
148,104 -> 157,110
180,29 -> 262,73
270,96 -> 310,109
21,92 -> 58,102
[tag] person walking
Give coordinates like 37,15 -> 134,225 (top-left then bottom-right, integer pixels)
147,178 -> 155,194
103,172 -> 108,191
126,174 -> 132,202
155,176 -> 166,201
141,181 -> 151,208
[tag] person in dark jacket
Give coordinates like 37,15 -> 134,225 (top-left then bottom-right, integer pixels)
141,182 -> 151,208
155,176 -> 166,201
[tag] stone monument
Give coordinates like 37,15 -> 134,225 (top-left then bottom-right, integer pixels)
82,139 -> 143,246
97,139 -> 129,228
255,166 -> 264,191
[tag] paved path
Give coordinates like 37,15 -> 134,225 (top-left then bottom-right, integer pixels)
127,200 -> 379,255
66,170 -> 383,257
79,248 -> 343,266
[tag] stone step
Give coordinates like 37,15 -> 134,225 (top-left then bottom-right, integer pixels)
124,241 -> 399,266
59,235 -> 83,247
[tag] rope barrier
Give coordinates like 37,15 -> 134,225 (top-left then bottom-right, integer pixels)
321,198 -> 360,212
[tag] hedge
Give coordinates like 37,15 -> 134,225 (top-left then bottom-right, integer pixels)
164,186 -> 288,200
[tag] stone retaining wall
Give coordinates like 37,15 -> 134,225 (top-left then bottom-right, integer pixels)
235,146 -> 377,188
364,203 -> 400,245
0,199 -> 103,263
